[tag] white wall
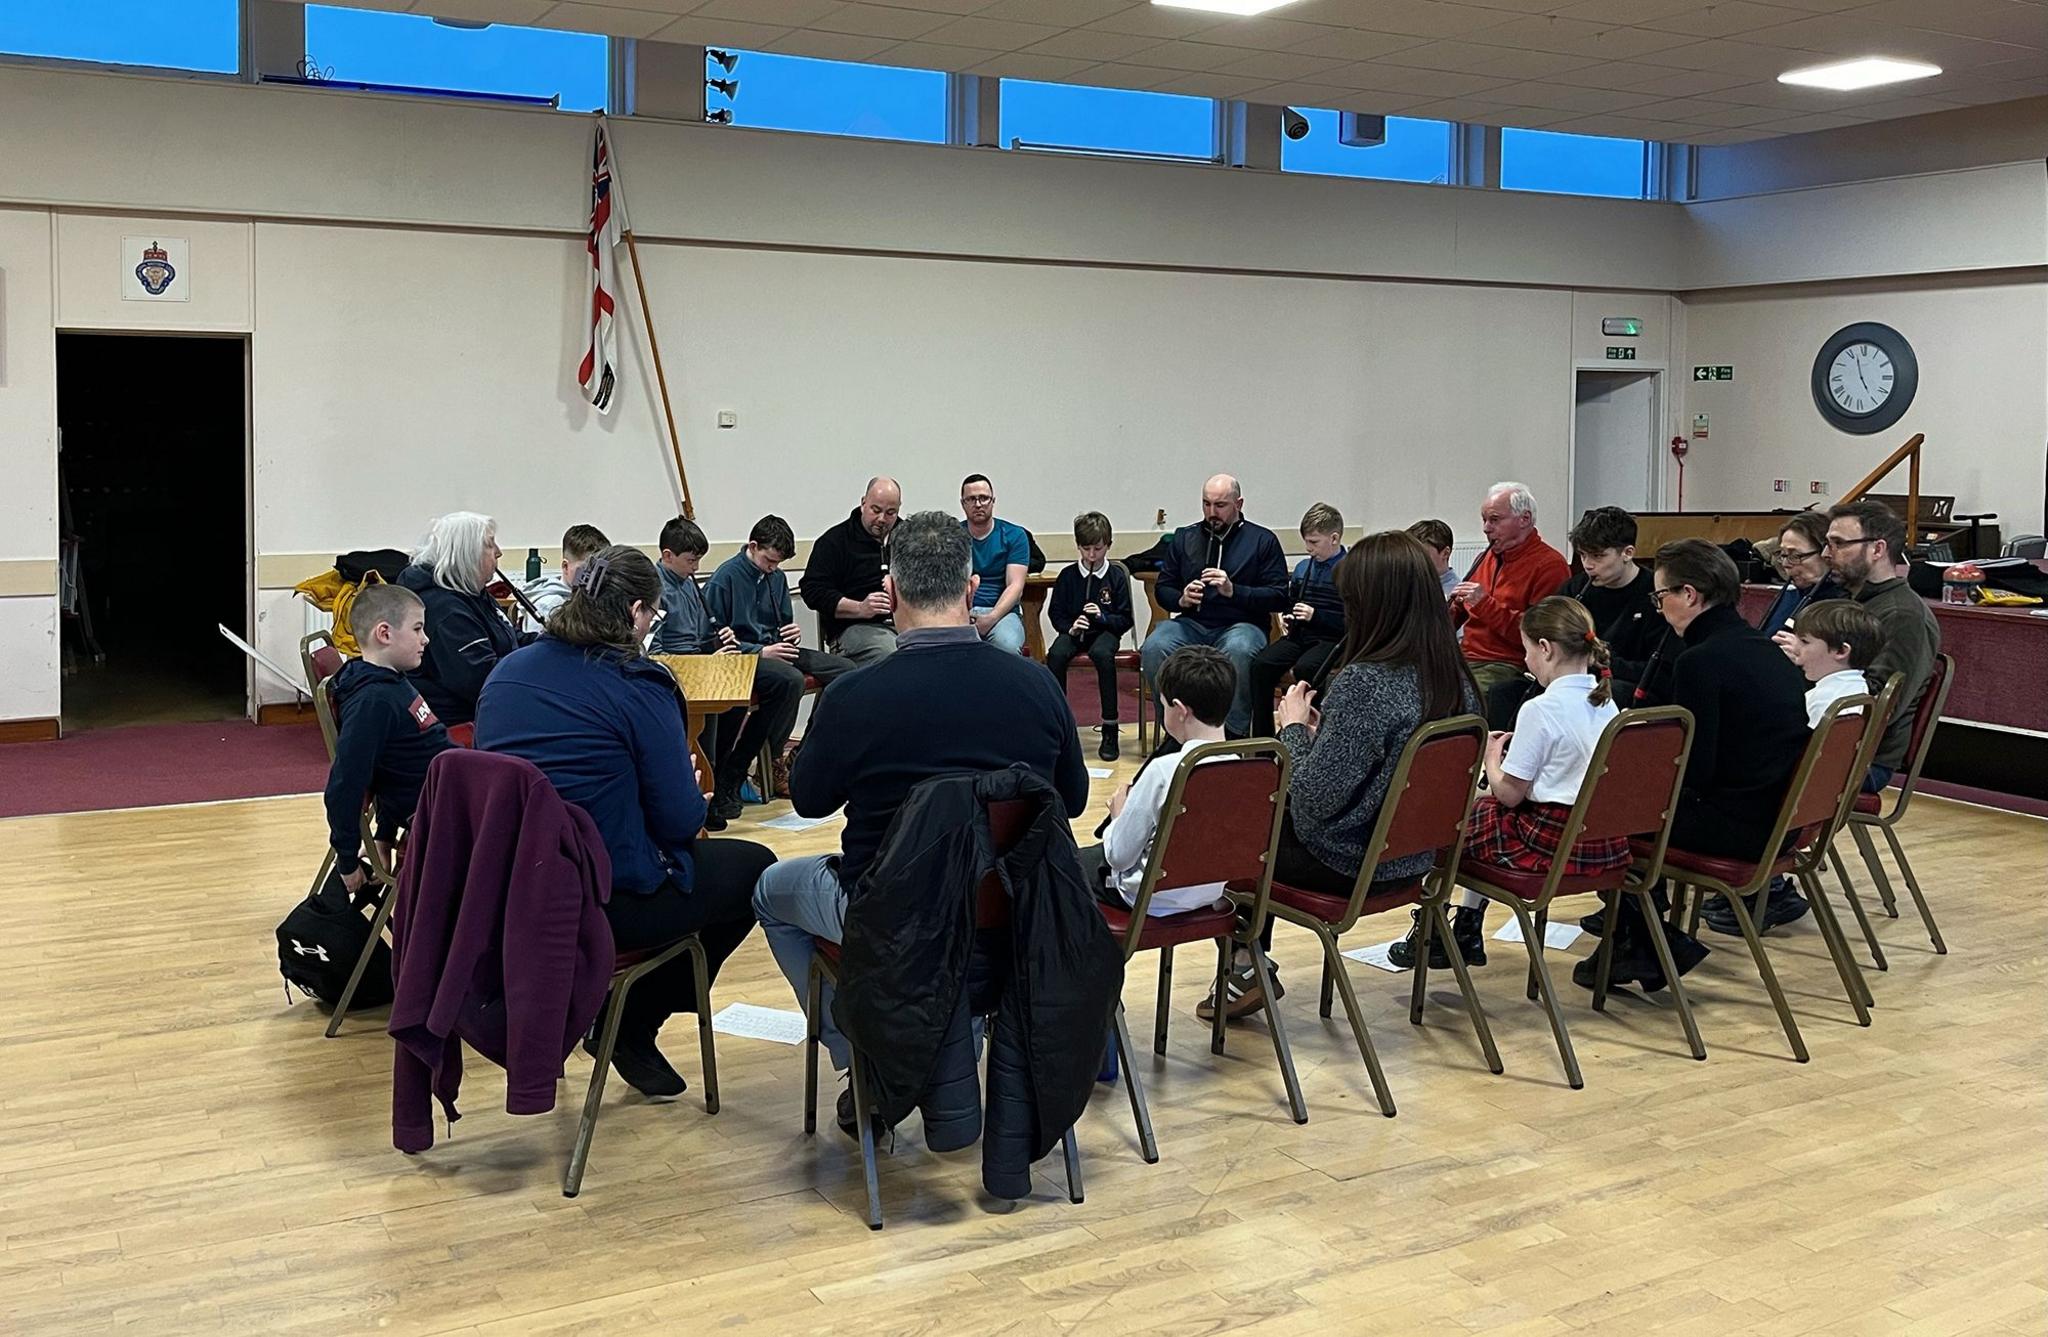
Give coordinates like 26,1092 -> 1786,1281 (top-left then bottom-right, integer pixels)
0,206 -> 60,719
1677,273 -> 2048,536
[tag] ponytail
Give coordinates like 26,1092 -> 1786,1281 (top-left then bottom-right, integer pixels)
1520,595 -> 1612,706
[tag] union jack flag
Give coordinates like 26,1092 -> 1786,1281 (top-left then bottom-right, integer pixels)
578,120 -> 627,414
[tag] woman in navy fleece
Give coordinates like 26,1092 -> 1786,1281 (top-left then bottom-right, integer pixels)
476,546 -> 774,1099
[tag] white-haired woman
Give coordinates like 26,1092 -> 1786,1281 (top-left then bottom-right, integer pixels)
398,511 -> 530,726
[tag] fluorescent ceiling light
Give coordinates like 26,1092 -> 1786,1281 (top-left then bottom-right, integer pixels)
1778,57 -> 1940,91
1152,0 -> 1300,15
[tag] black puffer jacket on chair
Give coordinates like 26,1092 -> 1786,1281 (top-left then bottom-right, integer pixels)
834,766 -> 1123,1195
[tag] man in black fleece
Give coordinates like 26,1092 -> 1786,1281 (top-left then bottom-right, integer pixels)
752,511 -> 1089,1124
797,476 -> 902,664
322,584 -> 452,894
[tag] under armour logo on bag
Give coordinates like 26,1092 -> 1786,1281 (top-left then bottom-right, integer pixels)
290,939 -> 330,961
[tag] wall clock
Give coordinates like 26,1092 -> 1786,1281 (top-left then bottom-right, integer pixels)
1811,321 -> 1916,434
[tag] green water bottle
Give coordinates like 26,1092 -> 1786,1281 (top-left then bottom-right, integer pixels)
525,547 -> 542,582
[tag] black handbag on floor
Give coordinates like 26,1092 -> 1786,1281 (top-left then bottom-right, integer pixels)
276,864 -> 391,1008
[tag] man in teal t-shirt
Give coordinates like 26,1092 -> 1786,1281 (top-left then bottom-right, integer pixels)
960,473 -> 1031,655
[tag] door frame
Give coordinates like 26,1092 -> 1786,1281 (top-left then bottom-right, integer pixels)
1566,365 -> 1666,525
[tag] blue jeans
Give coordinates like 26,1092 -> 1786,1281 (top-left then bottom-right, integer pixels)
1141,617 -> 1269,736
751,854 -> 850,1069
977,607 -> 1026,655
1863,765 -> 1894,794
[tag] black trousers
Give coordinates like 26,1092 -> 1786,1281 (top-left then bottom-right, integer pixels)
1248,637 -> 1339,737
604,838 -> 775,1035
1046,629 -> 1123,723
711,648 -> 856,787
1606,795 -> 1754,972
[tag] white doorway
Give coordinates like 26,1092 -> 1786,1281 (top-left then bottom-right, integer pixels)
1571,369 -> 1662,519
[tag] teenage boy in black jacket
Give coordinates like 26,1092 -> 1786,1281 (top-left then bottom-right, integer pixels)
323,584 -> 452,894
797,477 -> 902,664
1558,506 -> 1672,705
1045,511 -> 1135,761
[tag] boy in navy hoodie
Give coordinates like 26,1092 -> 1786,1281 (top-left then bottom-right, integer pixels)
1246,503 -> 1347,737
324,583 -> 453,894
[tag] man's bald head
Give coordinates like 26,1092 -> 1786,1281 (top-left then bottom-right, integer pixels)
1202,474 -> 1243,534
860,477 -> 902,540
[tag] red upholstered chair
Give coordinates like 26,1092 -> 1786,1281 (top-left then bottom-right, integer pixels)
1457,708 -> 1697,1086
1102,740 -> 1305,1162
1264,715 -> 1494,1116
1831,656 -> 1953,959
800,796 -> 1080,1230
1650,696 -> 1880,1063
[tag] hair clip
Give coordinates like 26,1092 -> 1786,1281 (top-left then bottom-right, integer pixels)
1583,629 -> 1598,644
575,554 -> 612,597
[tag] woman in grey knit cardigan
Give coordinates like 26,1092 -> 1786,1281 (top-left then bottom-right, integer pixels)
1204,530 -> 1480,1023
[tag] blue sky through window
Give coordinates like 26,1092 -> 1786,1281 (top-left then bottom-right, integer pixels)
1002,81 -> 1214,158
302,7 -> 608,111
719,52 -> 943,142
1499,128 -> 1646,198
0,0 -> 239,72
1282,111 -> 1451,183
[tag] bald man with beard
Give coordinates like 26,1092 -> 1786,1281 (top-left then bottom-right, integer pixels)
799,476 -> 904,664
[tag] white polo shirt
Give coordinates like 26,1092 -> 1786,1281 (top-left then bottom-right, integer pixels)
1502,673 -> 1619,805
1805,668 -> 1871,729
1102,752 -> 1229,916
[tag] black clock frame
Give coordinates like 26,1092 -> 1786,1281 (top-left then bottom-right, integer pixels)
1811,321 -> 1916,435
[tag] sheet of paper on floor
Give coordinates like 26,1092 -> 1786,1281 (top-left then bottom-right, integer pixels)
1341,940 -> 1407,973
1088,768 -> 1114,779
710,1003 -> 810,1045
759,811 -> 841,832
1494,917 -> 1584,950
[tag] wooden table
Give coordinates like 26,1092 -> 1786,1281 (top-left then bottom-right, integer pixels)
1018,571 -> 1059,660
648,652 -> 757,789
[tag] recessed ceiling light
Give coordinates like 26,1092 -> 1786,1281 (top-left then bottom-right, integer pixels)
1778,57 -> 1941,91
1151,0 -> 1301,16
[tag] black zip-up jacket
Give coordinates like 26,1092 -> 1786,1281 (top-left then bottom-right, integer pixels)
1047,562 -> 1134,640
324,657 -> 452,861
833,767 -> 1124,1160
397,563 -> 530,725
797,507 -> 891,645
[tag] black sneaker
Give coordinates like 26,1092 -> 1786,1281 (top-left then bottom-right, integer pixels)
586,1024 -> 685,1101
710,786 -> 744,822
1099,727 -> 1120,763
1702,878 -> 1808,936
835,1074 -> 889,1143
1579,908 -> 1607,937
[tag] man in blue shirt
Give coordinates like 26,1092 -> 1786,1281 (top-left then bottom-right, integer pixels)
960,473 -> 1031,656
1140,473 -> 1289,737
751,511 -> 1088,1134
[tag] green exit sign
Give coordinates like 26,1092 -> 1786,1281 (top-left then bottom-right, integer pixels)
1605,346 -> 1636,361
1692,365 -> 1734,381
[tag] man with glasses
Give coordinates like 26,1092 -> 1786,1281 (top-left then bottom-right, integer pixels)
1825,500 -> 1940,789
959,474 -> 1032,655
1757,512 -> 1843,638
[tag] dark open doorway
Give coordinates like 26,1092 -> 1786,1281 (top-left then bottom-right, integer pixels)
58,333 -> 248,733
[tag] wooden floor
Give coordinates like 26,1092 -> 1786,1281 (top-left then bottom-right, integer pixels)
3,756 -> 2045,1336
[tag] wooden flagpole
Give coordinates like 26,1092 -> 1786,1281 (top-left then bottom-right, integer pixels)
600,115 -> 695,521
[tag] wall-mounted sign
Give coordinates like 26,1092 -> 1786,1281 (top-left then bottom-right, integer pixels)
1604,346 -> 1637,360
122,236 -> 190,302
1692,414 -> 1709,439
1692,365 -> 1733,381
1601,317 -> 1641,337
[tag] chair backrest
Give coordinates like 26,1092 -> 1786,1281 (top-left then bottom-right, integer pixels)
301,628 -> 344,688
1126,740 -> 1289,952
1324,715 -> 1486,928
1527,706 -> 1697,907
1108,560 -> 1138,647
1758,696 -> 1875,878
311,673 -> 342,763
974,796 -> 1033,930
1887,653 -> 1953,819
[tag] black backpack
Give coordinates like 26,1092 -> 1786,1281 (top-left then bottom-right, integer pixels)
277,864 -> 392,1008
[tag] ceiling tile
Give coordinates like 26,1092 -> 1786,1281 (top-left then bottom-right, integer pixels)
413,0 -> 553,22
1537,111 -> 1688,136
1055,61 -> 1177,89
1636,1 -> 1813,39
1287,28 -> 1433,60
1320,61 -> 1514,95
1547,0 -> 1698,21
1142,71 -> 1277,99
1232,80 -> 1373,106
649,15 -> 793,45
812,5 -> 957,39
1214,49 -> 1353,80
1020,27 -> 1157,59
969,51 -> 1098,79
1455,15 -> 1700,58
866,40 -> 1005,70
1753,110 -> 1875,133
763,28 -> 898,60
1400,98 -> 1578,126
1079,7 -> 1223,39
691,0 -> 842,25
1121,40 -> 1258,71
1479,79 -> 1666,110
916,16 -> 1065,49
1379,39 -> 1604,77
1175,17 -> 1342,50
1309,0 -> 1525,40
970,0 -> 1135,23
1635,38 -> 1810,75
535,3 -> 676,37
1864,0 -> 2048,46
1662,99 -> 1785,125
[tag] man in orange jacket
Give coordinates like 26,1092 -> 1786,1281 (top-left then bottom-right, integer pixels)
1452,481 -> 1570,726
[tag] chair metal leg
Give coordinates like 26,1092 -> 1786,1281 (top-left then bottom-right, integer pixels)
1209,939 -> 1230,1056
1507,902 -> 1582,1089
307,847 -> 336,899
1407,904 -> 1434,1026
1526,909 -> 1547,1002
326,879 -> 397,1039
1319,956 -> 1334,1020
1319,928 -> 1397,1117
1061,1127 -> 1083,1204
1685,886 -> 1704,938
1721,886 -> 1808,1063
1245,939 -> 1307,1125
1800,868 -> 1871,1023
1590,889 -> 1620,1015
1829,839 -> 1889,971
1848,820 -> 1900,918
564,980 -> 630,1197
803,957 -> 822,1136
684,937 -> 720,1114
1111,1002 -> 1158,1163
1153,944 -> 1174,1055
1429,900 -> 1502,1076
1627,885 -> 1706,1061
848,1049 -> 883,1230
1880,822 -> 1946,955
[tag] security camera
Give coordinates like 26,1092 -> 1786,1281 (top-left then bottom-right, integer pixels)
1282,107 -> 1309,141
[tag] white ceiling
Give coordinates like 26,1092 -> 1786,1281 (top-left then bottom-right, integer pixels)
298,0 -> 2048,143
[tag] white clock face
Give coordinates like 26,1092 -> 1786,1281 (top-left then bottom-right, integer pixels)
1827,342 -> 1895,416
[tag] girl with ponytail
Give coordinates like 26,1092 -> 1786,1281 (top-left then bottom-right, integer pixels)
1436,596 -> 1634,949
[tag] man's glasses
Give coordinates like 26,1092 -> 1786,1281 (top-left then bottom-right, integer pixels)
1824,535 -> 1879,552
962,496 -> 994,507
